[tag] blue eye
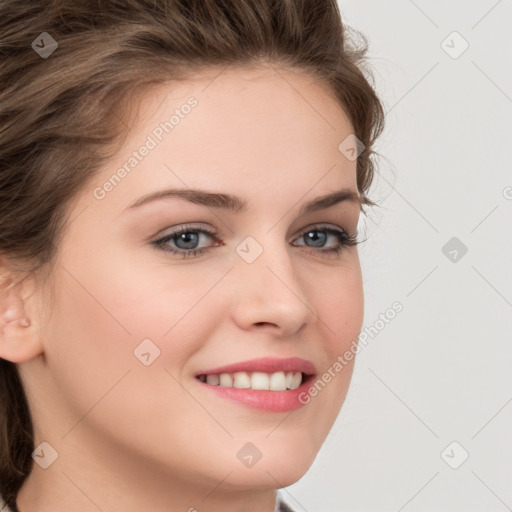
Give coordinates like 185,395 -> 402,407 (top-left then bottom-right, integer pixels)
152,224 -> 219,259
152,224 -> 360,259
294,226 -> 360,256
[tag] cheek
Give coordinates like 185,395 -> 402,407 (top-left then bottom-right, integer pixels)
44,250 -> 226,396
303,261 -> 363,435
42,263 -> 219,458
310,258 -> 364,352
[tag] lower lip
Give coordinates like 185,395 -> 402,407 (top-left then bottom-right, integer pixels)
195,375 -> 315,412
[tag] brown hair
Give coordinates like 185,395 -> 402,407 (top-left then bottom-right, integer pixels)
0,0 -> 385,505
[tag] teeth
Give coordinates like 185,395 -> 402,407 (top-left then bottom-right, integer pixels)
251,372 -> 269,390
219,373 -> 233,387
290,372 -> 302,390
233,372 -> 251,388
269,371 -> 287,391
199,371 -> 304,391
206,374 -> 220,386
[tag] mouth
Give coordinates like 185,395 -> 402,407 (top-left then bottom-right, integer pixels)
195,370 -> 310,391
193,357 -> 317,412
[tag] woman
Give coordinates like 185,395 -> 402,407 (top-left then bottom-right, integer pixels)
0,1 -> 385,510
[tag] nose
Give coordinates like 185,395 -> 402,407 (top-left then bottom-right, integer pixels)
230,237 -> 317,337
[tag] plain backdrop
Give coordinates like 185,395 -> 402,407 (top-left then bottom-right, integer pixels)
282,1 -> 512,511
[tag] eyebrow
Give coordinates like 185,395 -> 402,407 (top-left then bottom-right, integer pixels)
124,186 -> 362,215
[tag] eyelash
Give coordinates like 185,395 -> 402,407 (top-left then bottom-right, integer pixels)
152,223 -> 361,259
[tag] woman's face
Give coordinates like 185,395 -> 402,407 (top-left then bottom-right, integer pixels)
22,65 -> 364,498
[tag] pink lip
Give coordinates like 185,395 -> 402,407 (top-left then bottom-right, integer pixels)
197,375 -> 316,413
194,357 -> 317,413
194,357 -> 317,377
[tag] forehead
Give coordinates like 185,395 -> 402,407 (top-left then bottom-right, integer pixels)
130,63 -> 353,153
82,64 -> 359,218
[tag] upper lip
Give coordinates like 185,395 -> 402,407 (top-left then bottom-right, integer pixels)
195,357 -> 317,377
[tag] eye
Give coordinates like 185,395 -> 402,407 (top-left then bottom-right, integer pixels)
151,224 -> 220,259
151,223 -> 360,259
293,224 -> 360,257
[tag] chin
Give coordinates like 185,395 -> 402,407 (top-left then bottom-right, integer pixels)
226,458 -> 314,490
218,436 -> 320,490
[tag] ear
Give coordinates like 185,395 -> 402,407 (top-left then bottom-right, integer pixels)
0,269 -> 44,363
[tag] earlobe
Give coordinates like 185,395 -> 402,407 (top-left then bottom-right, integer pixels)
0,274 -> 44,363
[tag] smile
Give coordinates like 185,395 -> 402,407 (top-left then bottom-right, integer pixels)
196,371 -> 304,391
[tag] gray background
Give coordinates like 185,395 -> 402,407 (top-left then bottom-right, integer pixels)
283,1 -> 512,511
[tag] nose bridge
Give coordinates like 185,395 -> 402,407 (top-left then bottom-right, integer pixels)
236,229 -> 296,288
230,228 -> 316,333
